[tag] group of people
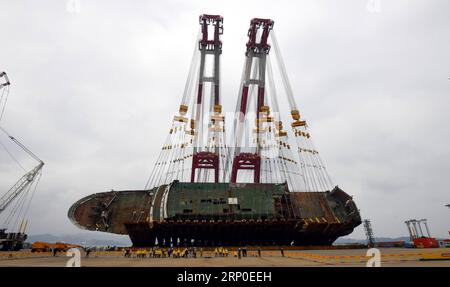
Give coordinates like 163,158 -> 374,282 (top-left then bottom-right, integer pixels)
121,246 -> 283,259
124,247 -> 200,258
214,247 -> 229,257
215,246 -> 264,258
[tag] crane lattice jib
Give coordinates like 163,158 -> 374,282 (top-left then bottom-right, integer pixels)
0,127 -> 45,214
0,162 -> 44,213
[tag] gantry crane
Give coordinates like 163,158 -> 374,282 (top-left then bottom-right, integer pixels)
145,16 -> 334,193
190,14 -> 224,183
230,18 -> 274,183
404,219 -> 438,248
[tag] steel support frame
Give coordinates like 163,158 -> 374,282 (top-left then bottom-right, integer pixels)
191,15 -> 223,183
191,151 -> 220,183
230,152 -> 261,183
231,18 -> 274,183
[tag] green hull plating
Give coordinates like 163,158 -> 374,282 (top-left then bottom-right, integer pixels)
68,181 -> 361,246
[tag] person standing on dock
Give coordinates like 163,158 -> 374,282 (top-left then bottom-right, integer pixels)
280,247 -> 284,257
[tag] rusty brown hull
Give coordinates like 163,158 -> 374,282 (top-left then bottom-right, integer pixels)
68,181 -> 361,246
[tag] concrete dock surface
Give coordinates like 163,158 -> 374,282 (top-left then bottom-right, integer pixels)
1,248 -> 449,267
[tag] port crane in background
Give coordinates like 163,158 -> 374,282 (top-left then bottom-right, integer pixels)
363,219 -> 376,247
405,219 -> 439,248
446,204 -> 450,238
0,72 -> 44,251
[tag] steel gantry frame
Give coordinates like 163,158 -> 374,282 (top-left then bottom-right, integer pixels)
191,14 -> 224,183
231,18 -> 274,183
146,15 -> 334,193
405,219 -> 431,241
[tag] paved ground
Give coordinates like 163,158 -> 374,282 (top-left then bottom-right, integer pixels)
0,248 -> 449,267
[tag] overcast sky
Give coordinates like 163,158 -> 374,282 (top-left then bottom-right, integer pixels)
0,0 -> 449,240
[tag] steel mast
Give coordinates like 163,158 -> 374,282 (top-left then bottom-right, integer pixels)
145,15 -> 226,188
230,18 -> 274,183
190,14 -> 224,183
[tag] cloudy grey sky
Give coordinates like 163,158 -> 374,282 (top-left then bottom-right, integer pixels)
0,0 -> 449,240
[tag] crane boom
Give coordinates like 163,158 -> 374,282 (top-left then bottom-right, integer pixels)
0,161 -> 43,213
0,127 -> 44,214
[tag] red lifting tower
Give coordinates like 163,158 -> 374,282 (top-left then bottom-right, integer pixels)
230,18 -> 274,183
191,14 -> 224,183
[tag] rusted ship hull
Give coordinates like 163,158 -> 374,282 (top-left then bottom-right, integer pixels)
68,181 -> 361,246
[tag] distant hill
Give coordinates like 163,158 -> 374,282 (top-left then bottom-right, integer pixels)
26,233 -> 132,247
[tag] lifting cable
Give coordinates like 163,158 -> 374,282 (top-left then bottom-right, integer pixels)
0,138 -> 27,172
270,31 -> 334,192
0,126 -> 43,163
22,170 -> 42,222
3,181 -> 32,228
